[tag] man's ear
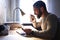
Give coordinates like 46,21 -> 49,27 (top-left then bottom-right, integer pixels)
40,7 -> 44,12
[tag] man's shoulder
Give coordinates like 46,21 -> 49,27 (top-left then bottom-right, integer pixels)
48,13 -> 56,16
46,13 -> 58,22
47,13 -> 57,19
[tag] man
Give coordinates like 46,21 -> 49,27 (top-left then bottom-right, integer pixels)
23,1 -> 58,40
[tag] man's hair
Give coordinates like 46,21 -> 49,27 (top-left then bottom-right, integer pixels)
33,1 -> 47,11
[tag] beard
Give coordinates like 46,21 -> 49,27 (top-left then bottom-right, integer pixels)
37,14 -> 40,19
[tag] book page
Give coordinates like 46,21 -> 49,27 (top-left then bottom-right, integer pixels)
21,25 -> 37,31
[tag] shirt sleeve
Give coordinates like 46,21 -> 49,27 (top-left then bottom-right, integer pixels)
32,14 -> 58,39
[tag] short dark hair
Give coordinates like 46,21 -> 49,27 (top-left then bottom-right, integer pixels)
33,1 -> 47,11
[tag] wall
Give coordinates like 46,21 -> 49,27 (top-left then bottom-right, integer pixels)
48,0 -> 60,18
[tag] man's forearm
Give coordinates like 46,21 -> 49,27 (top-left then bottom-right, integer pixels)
31,30 -> 53,39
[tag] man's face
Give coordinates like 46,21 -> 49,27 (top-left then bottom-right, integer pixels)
33,7 -> 39,15
33,7 -> 42,18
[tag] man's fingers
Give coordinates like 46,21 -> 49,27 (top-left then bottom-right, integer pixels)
30,15 -> 35,22
22,29 -> 32,34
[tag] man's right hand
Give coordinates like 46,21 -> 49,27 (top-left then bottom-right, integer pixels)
30,14 -> 37,28
30,14 -> 36,22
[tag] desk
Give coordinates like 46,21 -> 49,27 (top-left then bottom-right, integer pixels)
0,28 -> 48,40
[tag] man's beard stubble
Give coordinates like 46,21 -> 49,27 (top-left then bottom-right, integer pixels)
37,14 -> 40,19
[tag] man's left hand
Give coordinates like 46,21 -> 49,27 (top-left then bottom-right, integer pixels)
23,29 -> 32,35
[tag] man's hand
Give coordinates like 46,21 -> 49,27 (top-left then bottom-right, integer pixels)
22,29 -> 32,35
30,14 -> 36,22
30,14 -> 37,28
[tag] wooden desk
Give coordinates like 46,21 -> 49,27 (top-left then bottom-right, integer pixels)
0,28 -> 47,40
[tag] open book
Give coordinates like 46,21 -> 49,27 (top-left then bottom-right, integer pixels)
16,25 -> 37,36
21,25 -> 37,31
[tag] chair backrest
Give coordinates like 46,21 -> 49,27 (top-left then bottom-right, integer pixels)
53,18 -> 60,40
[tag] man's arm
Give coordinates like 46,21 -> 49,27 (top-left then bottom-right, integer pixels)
31,14 -> 58,39
30,15 -> 41,28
